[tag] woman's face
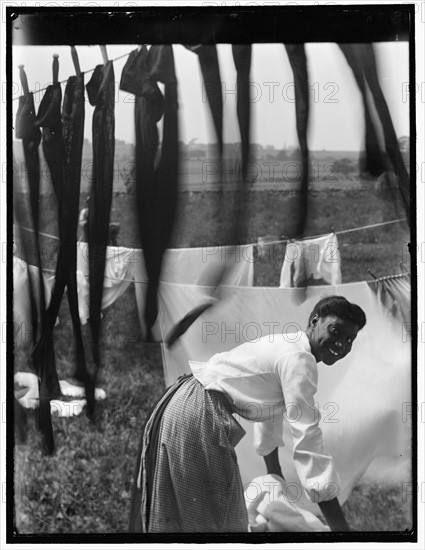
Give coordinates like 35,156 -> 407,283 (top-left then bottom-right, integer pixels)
307,314 -> 359,365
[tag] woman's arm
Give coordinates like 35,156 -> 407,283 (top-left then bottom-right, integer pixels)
318,498 -> 350,531
264,450 -> 349,531
263,447 -> 284,479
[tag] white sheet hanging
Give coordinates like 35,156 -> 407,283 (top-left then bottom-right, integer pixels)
131,244 -> 254,339
157,280 -> 411,514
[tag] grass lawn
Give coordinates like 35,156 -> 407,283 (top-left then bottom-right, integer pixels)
12,176 -> 413,534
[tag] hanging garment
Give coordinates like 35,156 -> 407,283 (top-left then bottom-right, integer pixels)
245,475 -> 330,532
55,73 -> 89,387
120,46 -> 178,341
157,281 -> 411,514
184,45 -> 223,156
76,246 -> 136,325
15,89 -> 45,342
164,45 -> 227,345
15,90 -> 42,233
368,273 -> 411,325
284,45 -> 310,238
31,74 -> 88,452
232,45 -> 252,184
337,44 -> 384,178
279,233 -> 341,288
36,82 -> 63,202
86,61 -> 115,393
130,374 -> 248,533
228,44 -> 252,255
338,44 -> 410,225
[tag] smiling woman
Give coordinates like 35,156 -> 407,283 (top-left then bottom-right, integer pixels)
130,294 -> 367,533
305,296 -> 367,365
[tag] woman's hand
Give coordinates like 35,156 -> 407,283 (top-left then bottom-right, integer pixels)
318,498 -> 350,531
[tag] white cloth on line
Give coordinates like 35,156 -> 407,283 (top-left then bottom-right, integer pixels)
13,257 -> 57,347
245,475 -> 330,532
280,233 -> 341,288
76,246 -> 136,324
157,280 -> 411,516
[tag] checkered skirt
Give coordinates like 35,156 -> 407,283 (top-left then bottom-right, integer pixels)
132,374 -> 248,533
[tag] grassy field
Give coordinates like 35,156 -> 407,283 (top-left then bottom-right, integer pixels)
13,176 -> 412,535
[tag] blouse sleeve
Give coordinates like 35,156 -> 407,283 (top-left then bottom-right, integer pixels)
278,351 -> 340,503
253,413 -> 286,456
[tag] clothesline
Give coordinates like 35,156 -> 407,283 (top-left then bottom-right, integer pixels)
18,257 -> 410,286
369,272 -> 410,283
260,218 -> 408,246
15,217 -> 408,248
12,49 -> 134,101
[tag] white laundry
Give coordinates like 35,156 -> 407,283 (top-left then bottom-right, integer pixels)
13,257 -> 57,347
59,380 -> 106,401
245,474 -> 330,532
50,399 -> 87,418
76,245 -> 136,324
14,372 -> 39,409
14,372 -> 106,414
280,233 -> 341,288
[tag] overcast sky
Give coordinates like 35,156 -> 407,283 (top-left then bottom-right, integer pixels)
12,42 -> 409,151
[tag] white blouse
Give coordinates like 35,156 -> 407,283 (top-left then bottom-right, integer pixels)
189,331 -> 340,503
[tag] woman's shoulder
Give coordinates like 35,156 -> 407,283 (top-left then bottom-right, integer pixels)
272,331 -> 316,368
263,330 -> 311,353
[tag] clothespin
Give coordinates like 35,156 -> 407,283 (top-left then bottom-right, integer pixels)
18,65 -> 29,94
367,268 -> 378,280
99,45 -> 109,64
70,46 -> 81,76
398,261 -> 409,274
52,54 -> 59,84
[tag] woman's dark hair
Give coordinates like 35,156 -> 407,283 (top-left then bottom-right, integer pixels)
308,295 -> 366,330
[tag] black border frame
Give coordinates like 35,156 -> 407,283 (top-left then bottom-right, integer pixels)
6,4 -> 417,544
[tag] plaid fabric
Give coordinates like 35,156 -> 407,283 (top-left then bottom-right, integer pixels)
136,375 -> 248,533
